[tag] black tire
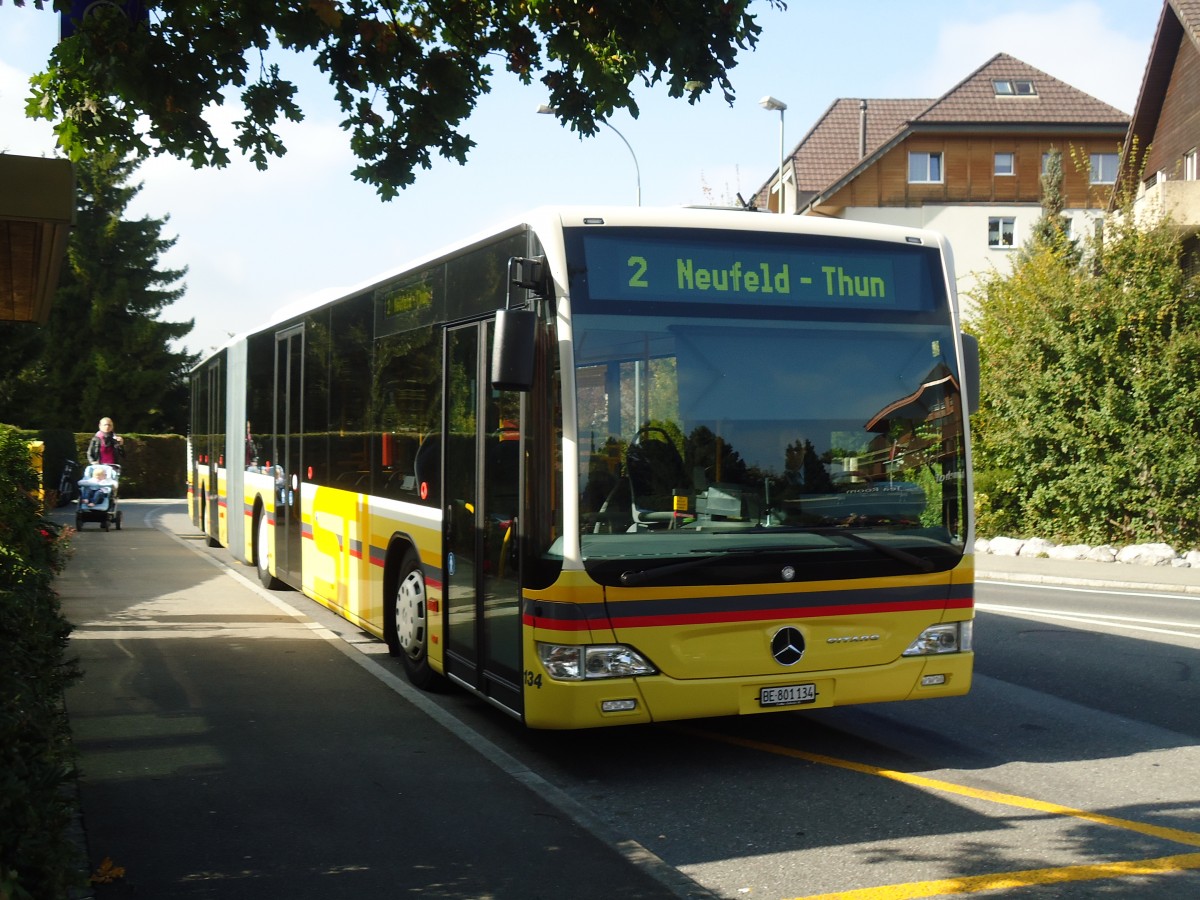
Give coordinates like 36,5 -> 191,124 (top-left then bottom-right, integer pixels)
115,511 -> 122,531
201,489 -> 219,545
387,548 -> 441,690
255,510 -> 283,589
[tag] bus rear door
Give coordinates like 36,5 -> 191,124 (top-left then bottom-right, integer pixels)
272,325 -> 304,587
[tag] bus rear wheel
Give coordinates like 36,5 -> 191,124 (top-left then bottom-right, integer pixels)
389,550 -> 440,690
255,511 -> 282,589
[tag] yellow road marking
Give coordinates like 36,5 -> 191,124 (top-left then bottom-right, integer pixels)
688,729 -> 1200,848
789,853 -> 1200,900
680,728 -> 1200,897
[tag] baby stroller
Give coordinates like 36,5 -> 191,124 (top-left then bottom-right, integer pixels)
75,463 -> 123,531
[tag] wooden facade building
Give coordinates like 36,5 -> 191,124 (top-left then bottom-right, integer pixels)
1120,0 -> 1200,250
756,54 -> 1130,317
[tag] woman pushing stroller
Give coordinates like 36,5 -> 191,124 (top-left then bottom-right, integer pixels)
76,415 -> 125,530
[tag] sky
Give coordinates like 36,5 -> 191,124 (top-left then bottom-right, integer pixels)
0,0 -> 1165,356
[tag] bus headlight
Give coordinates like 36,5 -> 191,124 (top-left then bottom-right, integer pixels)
902,621 -> 972,656
537,643 -> 657,681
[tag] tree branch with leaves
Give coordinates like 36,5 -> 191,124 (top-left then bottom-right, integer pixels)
15,0 -> 784,199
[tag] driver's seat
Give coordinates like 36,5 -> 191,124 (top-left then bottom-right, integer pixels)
625,428 -> 687,527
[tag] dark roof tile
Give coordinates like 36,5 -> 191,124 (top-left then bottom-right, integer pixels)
754,53 -> 1130,207
1172,0 -> 1200,42
791,98 -> 930,191
916,53 -> 1129,124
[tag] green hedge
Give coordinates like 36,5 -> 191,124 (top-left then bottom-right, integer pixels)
0,426 -> 82,900
969,198 -> 1200,548
70,433 -> 187,500
1,425 -> 186,502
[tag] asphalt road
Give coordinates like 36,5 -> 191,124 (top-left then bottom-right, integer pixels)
56,500 -> 1200,899
976,579 -> 1200,738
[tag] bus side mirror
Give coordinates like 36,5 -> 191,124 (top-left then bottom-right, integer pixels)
492,308 -> 537,392
960,333 -> 980,415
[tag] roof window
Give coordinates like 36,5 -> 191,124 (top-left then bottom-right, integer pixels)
993,80 -> 1037,97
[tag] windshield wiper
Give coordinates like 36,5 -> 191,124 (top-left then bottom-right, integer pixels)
801,527 -> 936,573
619,546 -> 788,587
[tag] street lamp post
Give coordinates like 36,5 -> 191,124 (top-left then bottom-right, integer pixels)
536,105 -> 641,206
759,95 -> 787,213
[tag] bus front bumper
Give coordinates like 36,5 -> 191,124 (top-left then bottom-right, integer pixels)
521,653 -> 973,730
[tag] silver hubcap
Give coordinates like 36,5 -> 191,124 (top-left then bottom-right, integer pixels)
395,568 -> 427,661
257,514 -> 269,574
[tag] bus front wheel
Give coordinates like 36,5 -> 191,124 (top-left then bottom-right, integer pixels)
389,549 -> 440,690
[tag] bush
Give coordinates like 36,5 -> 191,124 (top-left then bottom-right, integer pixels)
0,426 -> 83,900
972,468 -> 1022,538
969,195 -> 1200,547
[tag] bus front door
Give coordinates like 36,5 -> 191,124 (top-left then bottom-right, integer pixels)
443,321 -> 524,715
272,326 -> 304,587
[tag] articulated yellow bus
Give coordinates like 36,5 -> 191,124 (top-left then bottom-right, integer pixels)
188,206 -> 977,729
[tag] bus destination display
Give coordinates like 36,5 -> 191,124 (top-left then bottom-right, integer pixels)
580,232 -> 924,310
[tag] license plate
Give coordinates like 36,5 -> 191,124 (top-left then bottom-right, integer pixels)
760,683 -> 817,707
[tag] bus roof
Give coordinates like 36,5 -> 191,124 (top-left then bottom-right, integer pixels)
190,206 -> 953,371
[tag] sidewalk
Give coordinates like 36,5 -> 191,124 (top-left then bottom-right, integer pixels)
976,549 -> 1200,595
55,500 -> 694,900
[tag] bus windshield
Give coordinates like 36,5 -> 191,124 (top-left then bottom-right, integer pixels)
568,226 -> 968,585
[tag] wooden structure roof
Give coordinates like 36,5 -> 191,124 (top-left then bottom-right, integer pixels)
0,154 -> 74,325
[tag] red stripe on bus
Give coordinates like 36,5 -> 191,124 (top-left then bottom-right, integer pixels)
522,614 -> 597,631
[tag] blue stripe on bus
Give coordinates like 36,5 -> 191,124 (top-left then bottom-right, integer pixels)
523,585 -> 973,632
